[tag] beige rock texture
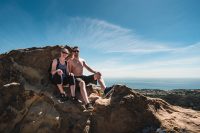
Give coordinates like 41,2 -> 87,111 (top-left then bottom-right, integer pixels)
0,46 -> 200,133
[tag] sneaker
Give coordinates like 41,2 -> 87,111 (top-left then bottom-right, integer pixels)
85,103 -> 94,111
104,87 -> 113,95
70,96 -> 80,103
60,93 -> 68,102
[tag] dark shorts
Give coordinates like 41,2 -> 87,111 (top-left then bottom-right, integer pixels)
75,75 -> 97,85
51,73 -> 75,86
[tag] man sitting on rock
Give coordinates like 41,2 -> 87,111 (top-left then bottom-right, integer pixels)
50,47 -> 76,102
68,46 -> 112,97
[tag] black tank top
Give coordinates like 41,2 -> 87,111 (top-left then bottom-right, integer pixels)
57,59 -> 68,77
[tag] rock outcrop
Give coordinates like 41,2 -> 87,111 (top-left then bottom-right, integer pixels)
135,89 -> 200,111
0,46 -> 200,133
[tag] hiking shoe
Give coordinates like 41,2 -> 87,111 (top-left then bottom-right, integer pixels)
70,96 -> 80,103
60,93 -> 68,102
85,103 -> 94,111
104,87 -> 113,95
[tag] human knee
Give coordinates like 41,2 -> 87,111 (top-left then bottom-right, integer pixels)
95,73 -> 102,80
57,84 -> 62,86
79,80 -> 85,87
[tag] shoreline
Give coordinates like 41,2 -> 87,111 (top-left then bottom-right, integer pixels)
134,88 -> 200,111
105,78 -> 200,90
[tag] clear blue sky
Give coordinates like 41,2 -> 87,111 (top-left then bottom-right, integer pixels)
0,0 -> 200,78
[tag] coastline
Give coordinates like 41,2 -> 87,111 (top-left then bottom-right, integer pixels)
105,78 -> 200,90
134,88 -> 200,111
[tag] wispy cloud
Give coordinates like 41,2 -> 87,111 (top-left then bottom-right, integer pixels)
62,17 -> 180,54
43,17 -> 200,78
44,17 -> 200,55
92,49 -> 200,78
97,57 -> 200,78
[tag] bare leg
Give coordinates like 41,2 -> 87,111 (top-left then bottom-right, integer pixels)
94,73 -> 106,90
57,84 -> 65,94
97,78 -> 106,90
70,85 -> 76,97
79,80 -> 89,104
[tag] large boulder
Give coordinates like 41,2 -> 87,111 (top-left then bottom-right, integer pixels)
93,85 -> 161,133
0,83 -> 26,133
0,46 -> 200,133
0,46 -> 61,87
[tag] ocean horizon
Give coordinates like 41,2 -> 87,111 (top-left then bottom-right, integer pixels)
104,78 -> 200,90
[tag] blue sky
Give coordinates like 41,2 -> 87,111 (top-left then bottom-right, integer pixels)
0,0 -> 200,78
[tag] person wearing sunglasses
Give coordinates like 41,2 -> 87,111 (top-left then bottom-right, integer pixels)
68,46 -> 112,98
50,48 -> 76,102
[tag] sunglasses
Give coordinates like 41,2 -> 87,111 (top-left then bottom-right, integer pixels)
73,50 -> 79,53
62,51 -> 69,54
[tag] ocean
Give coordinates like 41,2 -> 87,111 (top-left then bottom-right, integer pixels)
104,78 -> 200,90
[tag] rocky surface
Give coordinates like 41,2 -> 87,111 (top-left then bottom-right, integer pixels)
0,46 -> 200,133
135,89 -> 200,111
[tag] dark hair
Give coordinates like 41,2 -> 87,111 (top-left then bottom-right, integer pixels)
72,46 -> 79,51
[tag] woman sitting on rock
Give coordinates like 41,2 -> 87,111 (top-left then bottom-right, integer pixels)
50,47 -> 76,102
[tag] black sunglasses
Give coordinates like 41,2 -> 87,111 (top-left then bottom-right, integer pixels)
73,50 -> 79,53
62,51 -> 69,54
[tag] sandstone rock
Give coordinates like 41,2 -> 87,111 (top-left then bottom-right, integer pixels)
0,46 -> 62,89
0,83 -> 26,133
0,46 -> 200,133
19,96 -> 60,133
93,85 -> 161,133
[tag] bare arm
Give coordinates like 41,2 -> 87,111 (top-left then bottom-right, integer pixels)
67,60 -> 72,73
83,60 -> 97,74
67,60 -> 74,76
51,59 -> 58,75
